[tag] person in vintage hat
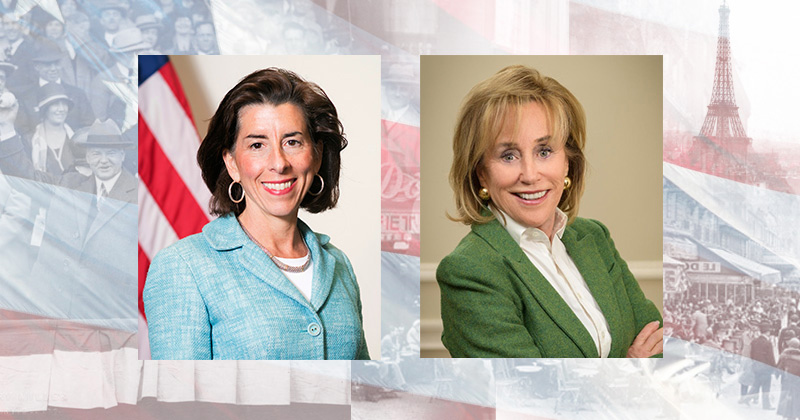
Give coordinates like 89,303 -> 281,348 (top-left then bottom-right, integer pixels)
29,83 -> 78,176
30,7 -> 68,44
93,0 -> 131,47
13,41 -> 95,136
71,119 -> 135,202
135,14 -> 165,52
0,113 -> 138,334
30,8 -> 80,85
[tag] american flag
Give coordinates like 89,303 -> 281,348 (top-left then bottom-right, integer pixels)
137,55 -> 211,358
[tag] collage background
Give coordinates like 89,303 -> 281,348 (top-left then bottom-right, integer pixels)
0,0 -> 797,419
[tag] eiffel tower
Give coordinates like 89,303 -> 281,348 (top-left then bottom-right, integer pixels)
691,1 -> 752,180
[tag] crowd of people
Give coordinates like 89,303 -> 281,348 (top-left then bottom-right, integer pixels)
0,0 -> 175,331
666,291 -> 800,419
0,0 -> 223,178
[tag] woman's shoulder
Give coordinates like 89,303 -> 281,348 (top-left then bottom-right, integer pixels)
147,232 -> 212,278
437,226 -> 507,278
150,216 -> 235,266
567,217 -> 611,236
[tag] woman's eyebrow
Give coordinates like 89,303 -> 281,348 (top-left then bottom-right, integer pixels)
282,131 -> 303,139
495,135 -> 551,148
242,131 -> 303,140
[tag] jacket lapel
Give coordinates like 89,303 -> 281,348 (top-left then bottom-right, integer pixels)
206,214 -> 321,311
238,240 -> 312,309
84,171 -> 136,244
472,219 -> 598,357
561,227 -> 625,357
85,195 -> 126,243
302,221 -> 335,312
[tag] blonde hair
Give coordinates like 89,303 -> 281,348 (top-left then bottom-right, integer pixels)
448,65 -> 587,225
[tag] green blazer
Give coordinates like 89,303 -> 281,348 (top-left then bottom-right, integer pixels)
436,217 -> 662,358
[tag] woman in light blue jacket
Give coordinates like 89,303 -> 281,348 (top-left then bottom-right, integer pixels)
144,68 -> 369,360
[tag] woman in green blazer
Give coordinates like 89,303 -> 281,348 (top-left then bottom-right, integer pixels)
437,65 -> 663,358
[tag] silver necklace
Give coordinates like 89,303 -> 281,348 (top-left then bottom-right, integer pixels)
238,218 -> 311,273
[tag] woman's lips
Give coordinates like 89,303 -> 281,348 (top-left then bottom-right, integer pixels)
262,179 -> 296,195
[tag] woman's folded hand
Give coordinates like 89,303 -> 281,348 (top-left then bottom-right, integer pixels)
627,321 -> 663,358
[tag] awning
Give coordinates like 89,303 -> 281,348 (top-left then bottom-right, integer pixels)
664,254 -> 686,266
704,247 -> 782,284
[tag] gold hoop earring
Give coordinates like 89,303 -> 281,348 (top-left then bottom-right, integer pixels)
564,177 -> 572,190
478,188 -> 490,200
308,174 -> 324,196
228,181 -> 244,203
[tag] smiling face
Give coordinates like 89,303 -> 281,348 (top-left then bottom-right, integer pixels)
223,103 -> 320,223
86,147 -> 125,180
477,101 -> 569,238
44,99 -> 69,125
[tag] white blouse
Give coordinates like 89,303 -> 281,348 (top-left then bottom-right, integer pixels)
274,256 -> 314,303
492,206 -> 613,357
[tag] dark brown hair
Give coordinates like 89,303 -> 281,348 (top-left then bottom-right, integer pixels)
197,67 -> 347,216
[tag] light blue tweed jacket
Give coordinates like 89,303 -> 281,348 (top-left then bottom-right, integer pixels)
143,213 -> 370,360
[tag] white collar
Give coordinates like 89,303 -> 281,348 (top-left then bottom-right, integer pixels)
490,205 -> 568,245
95,171 -> 122,196
39,78 -> 62,86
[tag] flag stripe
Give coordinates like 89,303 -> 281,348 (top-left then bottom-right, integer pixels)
138,115 -> 209,239
138,57 -> 209,326
157,59 -> 196,127
139,70 -> 211,213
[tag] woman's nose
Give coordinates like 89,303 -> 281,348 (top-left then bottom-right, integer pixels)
268,147 -> 289,172
519,157 -> 539,183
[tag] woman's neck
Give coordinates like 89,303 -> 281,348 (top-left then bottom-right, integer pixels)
238,208 -> 306,258
42,122 -> 67,148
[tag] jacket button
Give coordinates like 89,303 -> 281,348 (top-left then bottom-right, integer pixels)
307,323 -> 321,336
